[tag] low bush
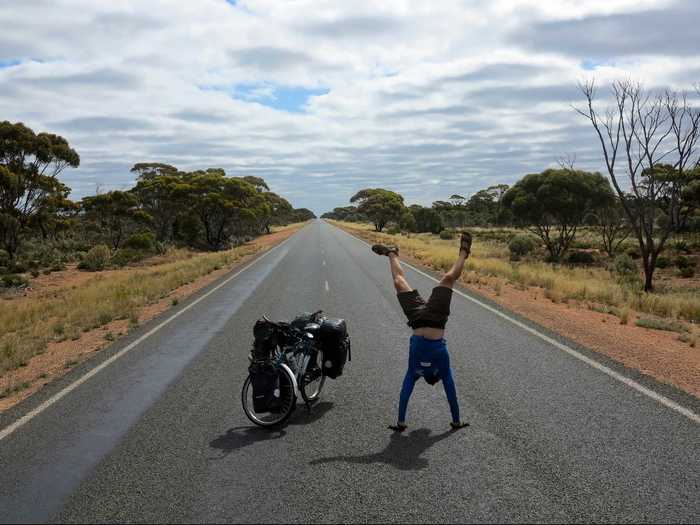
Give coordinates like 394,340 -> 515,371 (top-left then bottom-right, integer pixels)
77,245 -> 111,271
111,248 -> 147,267
614,254 -> 637,277
626,246 -> 641,259
508,234 -> 535,260
566,251 -> 595,265
124,232 -> 156,251
1,274 -> 29,288
8,261 -> 27,274
635,317 -> 688,333
675,255 -> 695,269
655,256 -> 671,269
439,230 -> 455,240
386,226 -> 401,235
673,240 -> 691,253
679,266 -> 695,278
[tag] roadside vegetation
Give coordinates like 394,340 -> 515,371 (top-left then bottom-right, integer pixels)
333,222 -> 700,330
324,81 -> 700,337
0,229 -> 303,377
0,120 -> 313,382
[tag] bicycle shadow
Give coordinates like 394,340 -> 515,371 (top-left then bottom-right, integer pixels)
310,428 -> 454,471
209,402 -> 334,458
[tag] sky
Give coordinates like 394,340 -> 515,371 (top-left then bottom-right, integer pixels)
1,0 -> 698,215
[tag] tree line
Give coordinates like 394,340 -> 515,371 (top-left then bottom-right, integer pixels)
324,83 -> 700,292
0,121 -> 314,275
326,165 -> 699,292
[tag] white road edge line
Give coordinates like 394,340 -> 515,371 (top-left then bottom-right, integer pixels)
333,224 -> 700,425
0,234 -> 297,442
325,280 -> 330,292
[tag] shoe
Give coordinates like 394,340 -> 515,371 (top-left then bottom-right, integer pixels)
388,423 -> 408,432
372,244 -> 399,256
450,421 -> 469,430
459,232 -> 472,255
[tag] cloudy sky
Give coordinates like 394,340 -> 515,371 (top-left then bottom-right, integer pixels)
1,0 -> 698,214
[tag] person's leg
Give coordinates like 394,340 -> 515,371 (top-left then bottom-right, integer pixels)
389,253 -> 412,293
438,252 -> 468,289
438,232 -> 472,289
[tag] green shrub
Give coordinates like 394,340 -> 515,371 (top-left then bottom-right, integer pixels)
8,261 -> 27,273
30,270 -> 40,278
439,230 -> 455,240
673,240 -> 691,253
674,255 -> 695,269
78,245 -> 110,271
656,256 -> 671,269
572,239 -> 594,250
124,232 -> 156,251
0,249 -> 9,267
566,250 -> 595,265
635,317 -> 688,333
111,248 -> 146,267
1,274 -> 29,288
679,266 -> 695,278
387,226 -> 401,235
508,234 -> 535,260
626,246 -> 641,259
614,253 -> 637,276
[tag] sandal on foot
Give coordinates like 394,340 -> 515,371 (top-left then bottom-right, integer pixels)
388,423 -> 408,432
372,244 -> 399,256
459,232 -> 472,255
450,421 -> 469,431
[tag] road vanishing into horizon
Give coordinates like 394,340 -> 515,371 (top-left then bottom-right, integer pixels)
0,220 -> 698,523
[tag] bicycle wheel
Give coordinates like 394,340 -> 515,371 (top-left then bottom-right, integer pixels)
241,365 -> 296,427
300,349 -> 325,404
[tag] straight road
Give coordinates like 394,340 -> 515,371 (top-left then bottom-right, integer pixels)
0,220 -> 698,523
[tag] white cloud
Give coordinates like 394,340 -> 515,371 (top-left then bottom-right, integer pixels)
0,0 -> 697,212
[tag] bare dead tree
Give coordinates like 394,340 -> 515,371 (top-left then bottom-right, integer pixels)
576,79 -> 700,291
556,152 -> 577,170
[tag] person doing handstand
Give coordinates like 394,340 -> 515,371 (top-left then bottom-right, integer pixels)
371,232 -> 472,432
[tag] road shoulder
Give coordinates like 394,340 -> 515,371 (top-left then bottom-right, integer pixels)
0,224 -> 305,415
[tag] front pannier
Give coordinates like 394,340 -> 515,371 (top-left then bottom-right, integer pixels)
319,318 -> 351,379
249,363 -> 280,413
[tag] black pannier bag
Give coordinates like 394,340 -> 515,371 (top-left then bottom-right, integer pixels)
249,362 -> 280,413
252,319 -> 277,360
319,318 -> 351,379
291,312 -> 315,331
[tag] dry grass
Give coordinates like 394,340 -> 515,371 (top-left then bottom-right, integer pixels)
332,221 -> 700,325
0,243 -> 263,374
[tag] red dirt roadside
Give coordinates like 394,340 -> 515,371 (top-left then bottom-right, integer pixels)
0,226 -> 302,411
339,224 -> 700,399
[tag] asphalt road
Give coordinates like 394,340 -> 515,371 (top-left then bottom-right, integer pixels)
0,220 -> 698,524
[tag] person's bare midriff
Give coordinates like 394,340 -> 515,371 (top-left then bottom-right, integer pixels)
413,327 -> 445,340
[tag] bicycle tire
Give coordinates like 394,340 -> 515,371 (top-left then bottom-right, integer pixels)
241,366 -> 296,427
300,349 -> 325,404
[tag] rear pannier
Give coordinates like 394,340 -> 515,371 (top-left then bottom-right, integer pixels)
319,318 -> 351,379
249,363 -> 281,413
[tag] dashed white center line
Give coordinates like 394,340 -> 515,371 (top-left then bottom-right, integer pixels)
325,280 -> 330,292
322,260 -> 326,266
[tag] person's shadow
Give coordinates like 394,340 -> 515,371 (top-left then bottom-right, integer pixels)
310,428 -> 454,471
209,402 -> 334,458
